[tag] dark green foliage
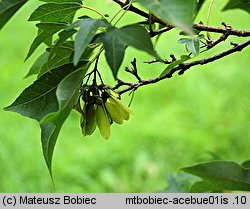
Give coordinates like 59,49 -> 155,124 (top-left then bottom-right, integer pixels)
66,18 -> 110,65
138,0 -> 196,35
28,2 -> 82,23
242,160 -> 250,169
49,29 -> 77,61
4,65 -> 77,121
182,161 -> 250,192
40,64 -> 90,174
0,0 -> 28,29
119,25 -> 158,57
101,25 -> 157,77
26,22 -> 68,60
223,0 -> 250,15
102,27 -> 126,78
25,51 -> 50,78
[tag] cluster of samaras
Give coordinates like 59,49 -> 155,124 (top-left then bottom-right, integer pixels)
74,84 -> 133,139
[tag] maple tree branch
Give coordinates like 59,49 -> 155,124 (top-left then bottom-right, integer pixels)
112,0 -> 250,95
116,39 -> 250,94
112,0 -> 250,38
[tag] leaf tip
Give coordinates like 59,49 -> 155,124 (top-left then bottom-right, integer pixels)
3,106 -> 10,112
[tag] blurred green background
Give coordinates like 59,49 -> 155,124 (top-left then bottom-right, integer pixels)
0,0 -> 249,192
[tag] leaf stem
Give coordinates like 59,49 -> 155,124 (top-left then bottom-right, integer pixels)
93,59 -> 98,85
206,0 -> 214,40
87,52 -> 104,85
110,5 -> 127,24
90,46 -> 104,65
111,1 -> 133,26
80,5 -> 105,18
96,69 -> 104,85
128,90 -> 135,107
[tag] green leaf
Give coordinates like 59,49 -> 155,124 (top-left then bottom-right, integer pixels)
40,44 -> 74,77
189,181 -> 223,193
223,0 -> 250,15
28,2 -> 81,23
98,24 -> 157,74
138,0 -> 196,35
242,160 -> 250,169
206,151 -> 223,161
181,161 -> 250,191
160,55 -> 190,77
40,63 -> 90,174
67,18 -> 110,65
40,51 -> 89,78
190,35 -> 204,55
119,24 -> 158,57
24,51 -> 50,78
37,27 -> 53,47
178,35 -> 204,56
41,42 -> 93,77
49,29 -> 77,60
4,65 -> 76,121
178,38 -> 191,44
26,22 -> 67,60
186,38 -> 200,56
25,44 -> 74,78
102,27 -> 126,78
0,0 -> 28,30
40,122 -> 61,179
26,42 -> 92,78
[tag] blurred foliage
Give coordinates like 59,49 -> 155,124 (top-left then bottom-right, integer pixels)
0,0 -> 249,192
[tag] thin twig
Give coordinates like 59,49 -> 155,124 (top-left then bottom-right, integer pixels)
151,24 -> 250,37
194,24 -> 250,37
178,38 -> 250,75
144,58 -> 171,64
207,33 -> 229,49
